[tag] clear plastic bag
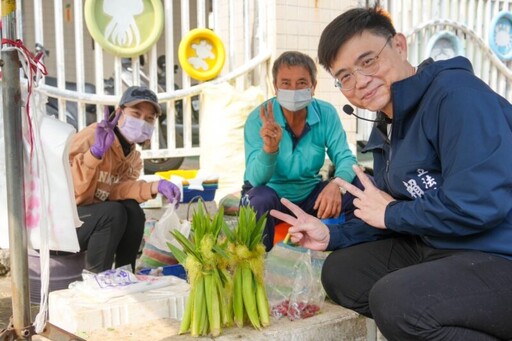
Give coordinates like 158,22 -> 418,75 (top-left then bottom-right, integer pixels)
265,242 -> 327,320
138,205 -> 191,269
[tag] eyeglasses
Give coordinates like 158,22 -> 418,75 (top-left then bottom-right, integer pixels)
334,36 -> 392,92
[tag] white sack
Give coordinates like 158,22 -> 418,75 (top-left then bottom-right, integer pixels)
22,90 -> 81,252
199,82 -> 264,202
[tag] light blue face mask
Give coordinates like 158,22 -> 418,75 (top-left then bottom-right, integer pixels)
119,114 -> 155,143
276,88 -> 313,112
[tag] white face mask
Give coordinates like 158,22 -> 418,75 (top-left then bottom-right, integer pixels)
119,114 -> 155,143
276,88 -> 313,112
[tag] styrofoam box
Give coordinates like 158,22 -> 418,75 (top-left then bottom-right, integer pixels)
49,276 -> 190,334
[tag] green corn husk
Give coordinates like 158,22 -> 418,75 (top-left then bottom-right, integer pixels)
223,206 -> 270,329
168,202 -> 230,337
169,204 -> 270,335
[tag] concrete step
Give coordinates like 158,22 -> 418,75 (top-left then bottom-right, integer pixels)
67,299 -> 369,341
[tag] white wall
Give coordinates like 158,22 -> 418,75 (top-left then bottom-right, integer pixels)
271,0 -> 359,147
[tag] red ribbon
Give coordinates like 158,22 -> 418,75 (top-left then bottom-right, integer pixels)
1,38 -> 49,155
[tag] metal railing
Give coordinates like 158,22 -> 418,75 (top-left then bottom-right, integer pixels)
356,0 -> 512,142
406,19 -> 512,99
19,0 -> 270,171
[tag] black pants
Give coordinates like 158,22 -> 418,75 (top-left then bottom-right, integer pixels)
240,177 -> 362,251
322,236 -> 512,340
76,199 -> 145,273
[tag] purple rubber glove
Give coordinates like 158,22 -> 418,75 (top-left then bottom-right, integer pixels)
158,180 -> 181,205
90,108 -> 121,159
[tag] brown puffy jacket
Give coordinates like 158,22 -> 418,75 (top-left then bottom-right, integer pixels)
69,123 -> 154,206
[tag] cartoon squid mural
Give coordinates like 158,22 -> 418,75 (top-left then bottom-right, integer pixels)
103,0 -> 143,47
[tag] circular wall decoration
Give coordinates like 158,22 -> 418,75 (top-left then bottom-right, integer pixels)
84,0 -> 164,58
178,28 -> 226,81
426,31 -> 464,61
489,11 -> 512,61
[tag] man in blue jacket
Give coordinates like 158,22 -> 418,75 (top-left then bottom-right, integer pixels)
270,5 -> 512,340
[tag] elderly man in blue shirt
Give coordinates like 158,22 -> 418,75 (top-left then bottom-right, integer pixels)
241,51 -> 359,251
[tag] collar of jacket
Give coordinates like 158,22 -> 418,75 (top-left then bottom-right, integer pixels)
362,123 -> 388,152
390,56 -> 474,139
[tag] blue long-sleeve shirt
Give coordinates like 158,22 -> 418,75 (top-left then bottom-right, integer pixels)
244,97 -> 356,203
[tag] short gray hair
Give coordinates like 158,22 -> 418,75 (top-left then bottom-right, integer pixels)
272,51 -> 317,84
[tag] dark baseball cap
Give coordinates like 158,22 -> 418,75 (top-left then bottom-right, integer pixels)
119,86 -> 162,116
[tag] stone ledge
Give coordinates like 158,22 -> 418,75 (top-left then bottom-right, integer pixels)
73,300 -> 368,341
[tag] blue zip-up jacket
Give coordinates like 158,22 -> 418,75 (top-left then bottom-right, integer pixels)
327,57 -> 512,259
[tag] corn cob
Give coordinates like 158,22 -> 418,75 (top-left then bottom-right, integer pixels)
168,202 -> 229,337
223,206 -> 270,330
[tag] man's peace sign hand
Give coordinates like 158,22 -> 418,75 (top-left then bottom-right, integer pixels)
270,198 -> 330,251
259,101 -> 282,153
333,165 -> 395,229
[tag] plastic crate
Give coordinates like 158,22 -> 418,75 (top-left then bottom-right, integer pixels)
155,169 -> 218,203
182,183 -> 218,202
138,264 -> 187,281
